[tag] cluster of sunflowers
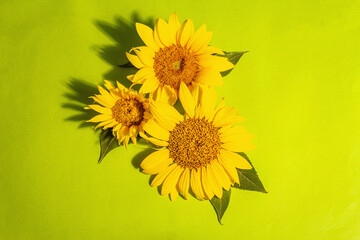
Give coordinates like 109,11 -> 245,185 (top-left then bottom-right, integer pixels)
86,13 -> 265,222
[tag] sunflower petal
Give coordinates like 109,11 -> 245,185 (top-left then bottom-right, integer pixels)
190,169 -> 205,200
135,23 -> 159,51
201,167 -> 214,200
195,68 -> 223,86
150,101 -> 183,131
132,67 -> 155,85
198,55 -> 234,72
87,114 -> 113,123
151,163 -> 178,187
143,119 -> 170,141
139,77 -> 159,94
141,149 -> 173,175
126,52 -> 145,69
219,149 -> 252,170
88,104 -> 112,115
220,126 -> 256,152
177,19 -> 194,46
133,46 -> 155,66
207,164 -> 223,198
179,82 -> 195,117
218,153 -> 240,185
178,168 -> 190,199
161,165 -> 183,196
139,132 -> 169,147
197,85 -> 217,119
155,18 -> 172,46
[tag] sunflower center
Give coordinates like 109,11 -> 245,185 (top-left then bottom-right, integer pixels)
111,98 -> 145,126
153,44 -> 199,89
168,118 -> 221,169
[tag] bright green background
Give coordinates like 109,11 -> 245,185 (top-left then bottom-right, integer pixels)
1,0 -> 360,239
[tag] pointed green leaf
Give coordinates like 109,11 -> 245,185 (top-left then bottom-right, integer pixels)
99,129 -> 119,163
219,51 -> 248,77
234,153 -> 267,193
118,61 -> 137,69
210,188 -> 231,224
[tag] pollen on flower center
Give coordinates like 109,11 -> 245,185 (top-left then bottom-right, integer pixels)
112,98 -> 145,126
153,44 -> 199,90
168,118 -> 221,169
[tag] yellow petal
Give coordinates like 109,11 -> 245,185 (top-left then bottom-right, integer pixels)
88,104 -> 112,115
177,19 -> 194,46
103,80 -> 115,90
190,169 -> 205,200
153,19 -> 165,48
178,168 -> 190,199
211,160 -> 231,190
116,81 -> 126,91
132,67 -> 155,84
139,132 -> 169,147
95,119 -> 114,130
143,119 -> 170,141
135,23 -> 159,51
190,84 -> 200,106
198,46 -> 224,55
220,127 -> 256,152
141,149 -> 173,174
161,165 -> 183,196
168,12 -> 180,43
151,163 -> 177,187
170,188 -> 179,201
103,120 -> 118,130
150,85 -> 178,105
212,106 -> 238,126
126,52 -> 145,69
207,164 -> 223,198
155,18 -> 171,46
188,25 -> 213,53
219,149 -> 252,170
133,46 -> 155,66
195,67 -> 223,86
87,114 -> 113,123
218,153 -> 240,185
150,101 -> 183,131
187,24 -> 207,48
201,167 -> 214,200
197,85 -> 217,119
179,82 -> 195,117
139,77 -> 159,94
198,55 -> 234,72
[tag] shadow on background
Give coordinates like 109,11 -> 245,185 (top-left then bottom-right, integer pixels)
62,78 -> 98,128
93,12 -> 154,88
63,12 -> 154,128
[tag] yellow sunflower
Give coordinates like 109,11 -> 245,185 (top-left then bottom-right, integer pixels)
126,13 -> 234,105
86,80 -> 151,148
140,82 -> 255,201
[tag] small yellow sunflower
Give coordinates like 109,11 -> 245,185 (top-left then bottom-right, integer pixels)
140,82 -> 255,201
86,80 -> 151,148
126,13 -> 234,105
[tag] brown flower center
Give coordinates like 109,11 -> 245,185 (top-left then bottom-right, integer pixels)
153,44 -> 199,90
168,118 -> 221,169
112,98 -> 145,126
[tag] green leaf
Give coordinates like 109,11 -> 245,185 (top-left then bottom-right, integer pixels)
210,188 -> 231,224
98,129 -> 119,163
118,61 -> 136,69
219,51 -> 248,77
234,153 -> 267,193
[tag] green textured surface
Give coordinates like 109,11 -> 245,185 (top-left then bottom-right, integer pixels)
1,0 -> 360,239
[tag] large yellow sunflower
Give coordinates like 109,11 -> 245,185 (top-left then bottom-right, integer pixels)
86,80 -> 151,148
140,82 -> 255,201
126,13 -> 234,105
